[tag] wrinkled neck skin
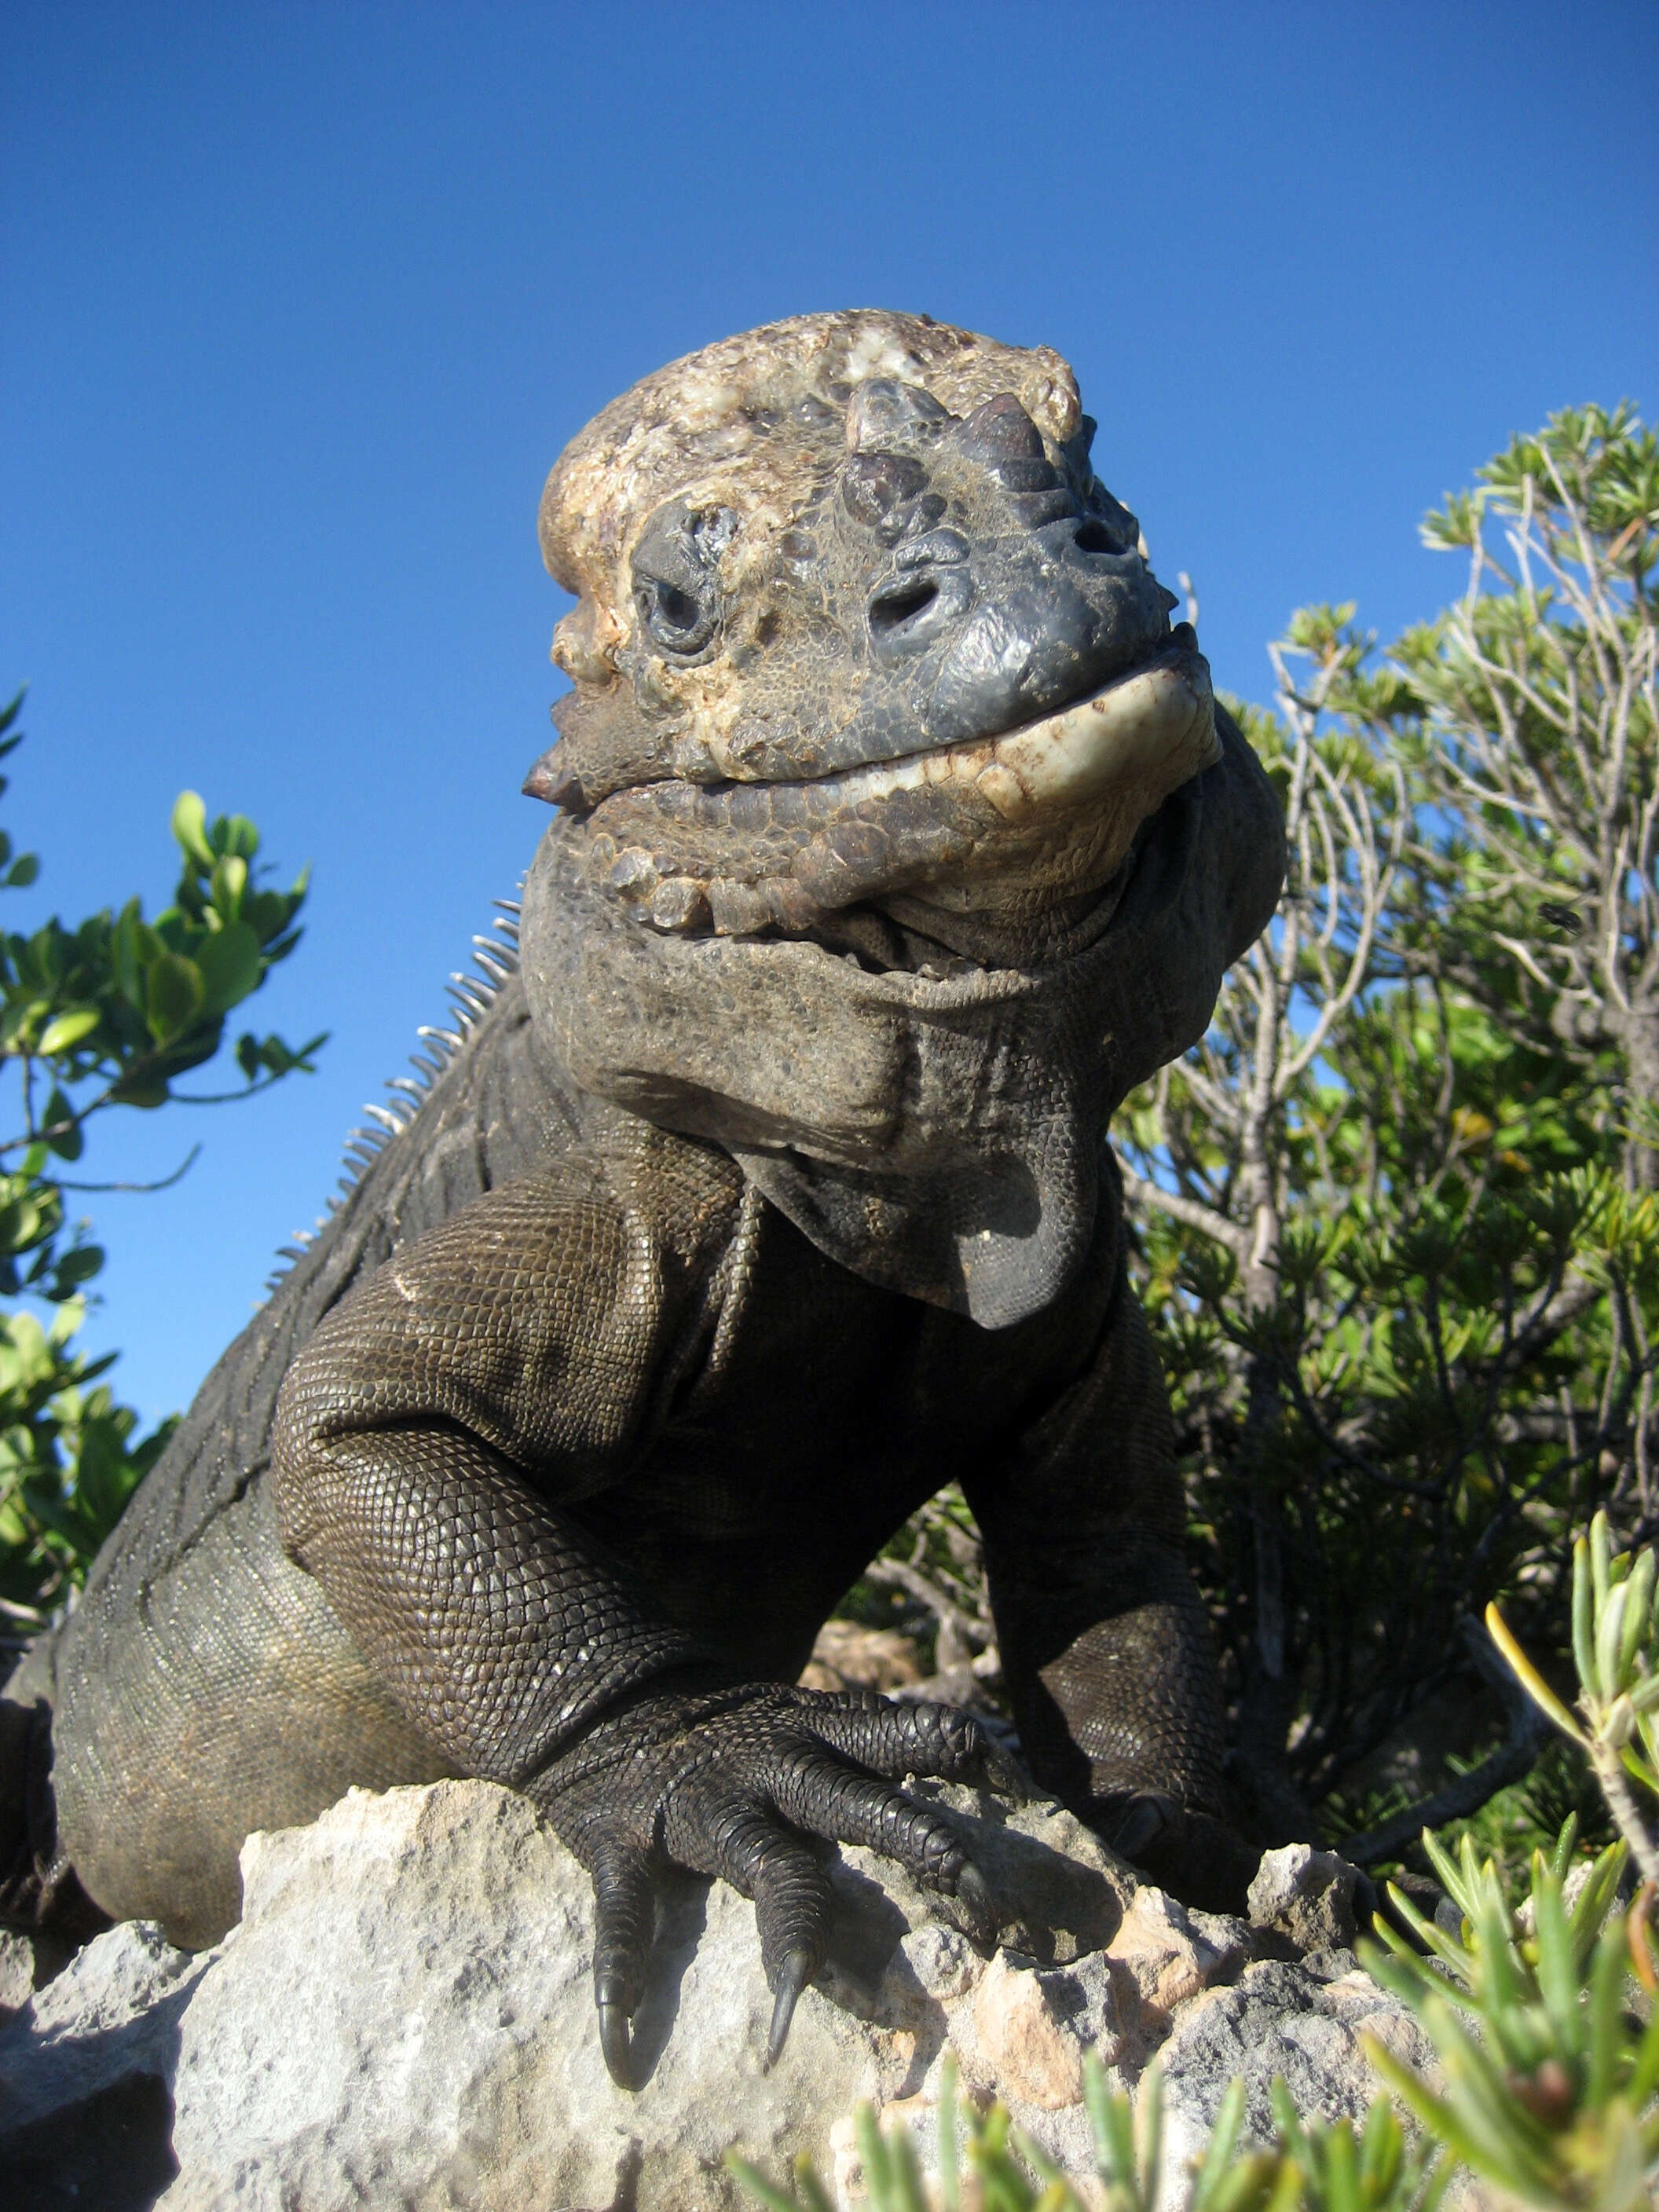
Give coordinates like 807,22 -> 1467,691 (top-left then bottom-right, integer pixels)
808,873 -> 1133,978
519,707 -> 1285,1331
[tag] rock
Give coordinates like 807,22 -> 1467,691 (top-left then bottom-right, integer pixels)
888,1922 -> 979,2007
1105,1885 -> 1251,2024
1248,1842 -> 1364,1954
0,1927 -> 35,2012
1159,1957 -> 1437,2144
797,1618 -> 924,1694
0,1918 -> 211,2212
0,1788 -> 1438,2210
0,1779 -> 1135,2210
969,1950 -> 1132,2108
0,1925 -> 75,2018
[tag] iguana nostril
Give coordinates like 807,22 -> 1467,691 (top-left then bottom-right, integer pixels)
869,578 -> 940,632
1071,519 -> 1119,555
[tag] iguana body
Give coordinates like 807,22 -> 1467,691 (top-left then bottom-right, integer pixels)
2,313 -> 1283,2084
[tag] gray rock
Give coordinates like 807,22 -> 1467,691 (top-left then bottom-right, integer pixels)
0,1918 -> 210,2211
0,1785 -> 1436,2210
0,1926 -> 35,2013
1159,1957 -> 1437,2144
1247,1841 -> 1364,1954
0,1923 -> 83,2019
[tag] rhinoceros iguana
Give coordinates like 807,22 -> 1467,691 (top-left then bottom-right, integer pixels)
1,310 -> 1284,2087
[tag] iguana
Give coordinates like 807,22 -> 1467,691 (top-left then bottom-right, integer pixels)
0,311 -> 1284,2088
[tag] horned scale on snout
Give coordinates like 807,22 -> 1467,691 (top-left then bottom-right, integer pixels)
2,313 -> 1284,2097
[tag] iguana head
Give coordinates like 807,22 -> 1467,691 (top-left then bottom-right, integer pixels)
528,311 -> 1220,952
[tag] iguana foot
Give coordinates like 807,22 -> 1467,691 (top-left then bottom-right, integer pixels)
1100,1791 -> 1260,1916
536,1682 -> 1010,2088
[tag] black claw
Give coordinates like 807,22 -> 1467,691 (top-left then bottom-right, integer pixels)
953,1859 -> 999,1944
1108,1796 -> 1168,1861
980,1741 -> 1034,1804
597,1998 -> 634,2090
764,1947 -> 812,2070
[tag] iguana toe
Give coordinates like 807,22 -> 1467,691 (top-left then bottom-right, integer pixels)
596,1995 -> 633,2091
588,1839 -> 655,2089
950,1859 -> 1000,1946
1104,1790 -> 1174,1860
764,1946 -> 813,2070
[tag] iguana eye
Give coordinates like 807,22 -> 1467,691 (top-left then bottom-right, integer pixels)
629,500 -> 734,659
635,576 -> 715,654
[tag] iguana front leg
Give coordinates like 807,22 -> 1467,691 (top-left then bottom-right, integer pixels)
969,1236 -> 1257,1911
271,1166 -> 1001,2086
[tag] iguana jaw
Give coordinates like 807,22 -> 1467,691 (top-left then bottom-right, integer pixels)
847,630 -> 1215,831
553,630 -> 1218,941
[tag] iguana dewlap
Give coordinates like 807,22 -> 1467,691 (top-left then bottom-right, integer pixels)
0,312 -> 1284,2089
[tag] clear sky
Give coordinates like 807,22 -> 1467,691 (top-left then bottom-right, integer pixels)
2,1 -> 1656,1426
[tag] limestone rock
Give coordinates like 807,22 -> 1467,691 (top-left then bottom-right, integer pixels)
0,1927 -> 35,2013
1105,1884 -> 1250,2025
0,1779 -> 1135,2210
969,1949 -> 1129,2108
0,1781 -> 1437,2211
0,1918 -> 210,2211
1247,1841 -> 1364,1954
1159,1957 -> 1438,2144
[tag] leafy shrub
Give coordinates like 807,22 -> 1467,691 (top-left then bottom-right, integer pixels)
0,692 -> 324,1630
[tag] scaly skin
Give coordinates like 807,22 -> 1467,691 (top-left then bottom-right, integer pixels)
1,313 -> 1284,2090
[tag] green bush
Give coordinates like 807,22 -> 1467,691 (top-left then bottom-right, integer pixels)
0,691 -> 324,1629
1124,407 -> 1659,1850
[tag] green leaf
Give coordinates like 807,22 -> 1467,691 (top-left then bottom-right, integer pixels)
112,904 -> 156,1009
723,2154 -> 810,2212
37,1007 -> 100,1057
193,922 -> 261,1016
52,1244 -> 104,1292
1529,1855 -> 1577,2043
5,853 -> 39,888
107,1070 -> 170,1109
41,1086 -> 83,1161
853,2103 -> 891,2203
145,951 -> 205,1042
170,790 -> 213,869
211,811 -> 260,862
1617,1545 -> 1654,1676
0,1194 -> 44,1255
210,853 -> 247,917
1596,1579 -> 1631,1705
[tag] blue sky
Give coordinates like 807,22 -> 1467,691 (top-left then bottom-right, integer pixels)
3,1 -> 1656,1425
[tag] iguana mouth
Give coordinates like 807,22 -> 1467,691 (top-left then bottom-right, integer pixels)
811,625 -> 1214,823
553,625 -> 1219,943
